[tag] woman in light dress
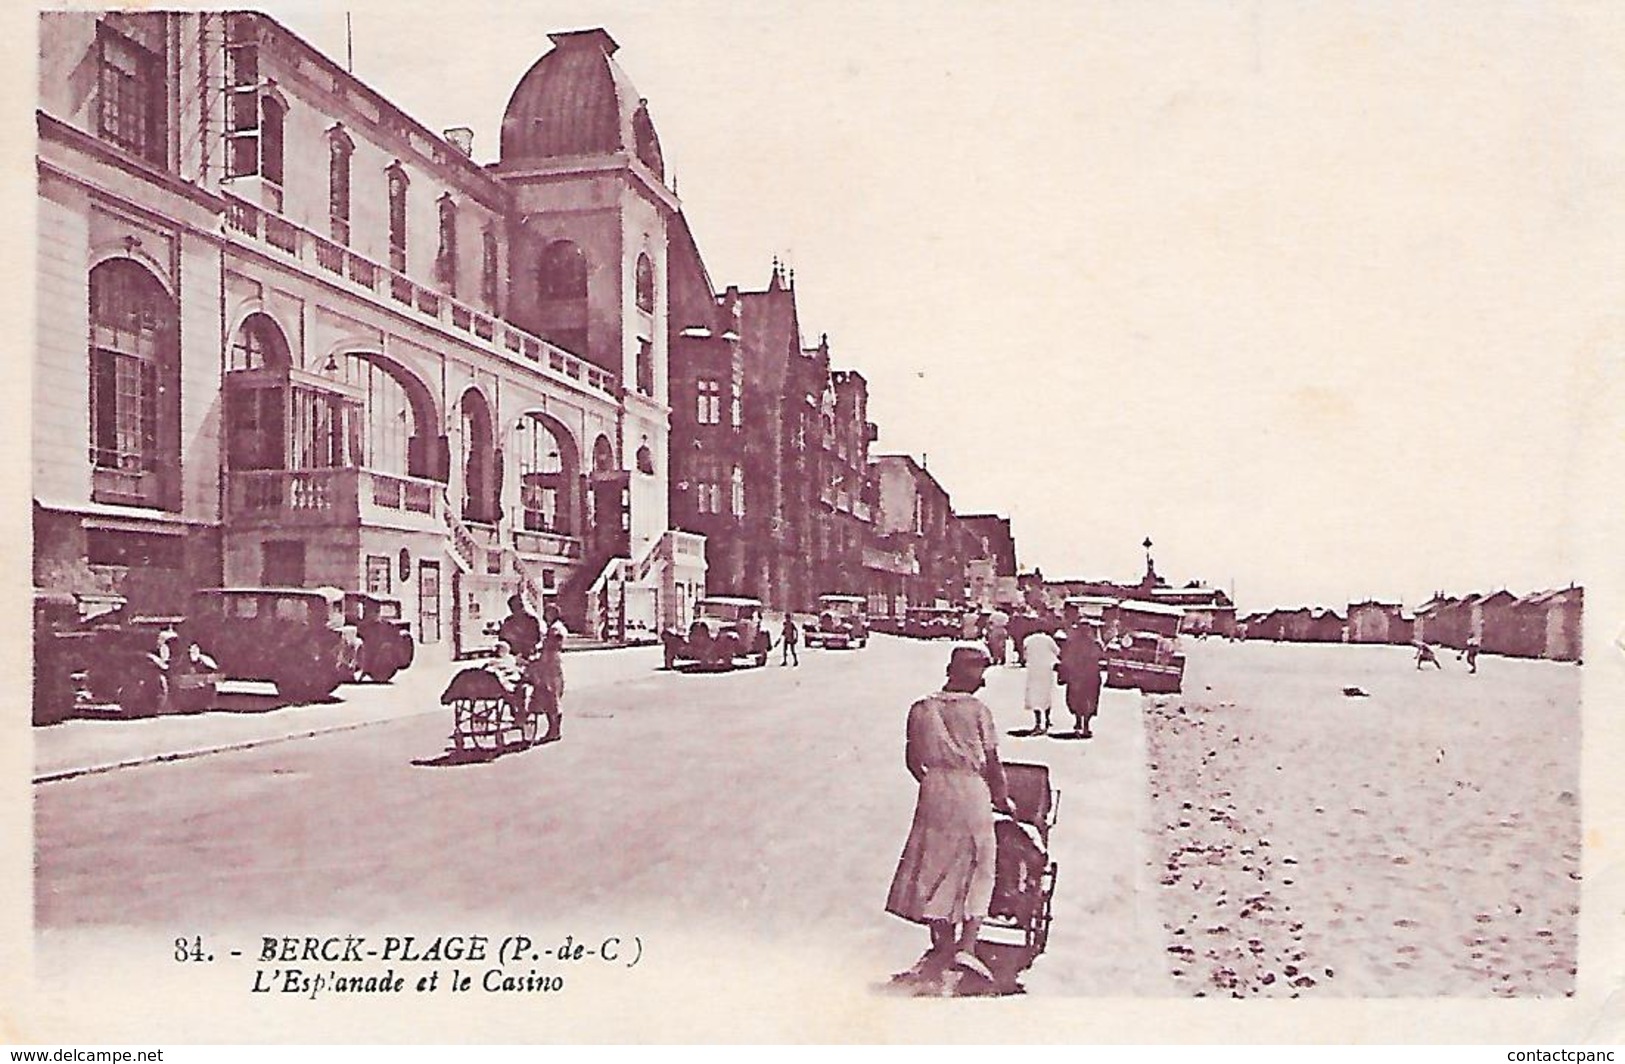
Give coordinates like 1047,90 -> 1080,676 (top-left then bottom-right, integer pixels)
1021,627 -> 1061,734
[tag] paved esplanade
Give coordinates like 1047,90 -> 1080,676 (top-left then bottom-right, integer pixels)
34,636 -> 1165,996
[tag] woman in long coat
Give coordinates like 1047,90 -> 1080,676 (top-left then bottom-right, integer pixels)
886,645 -> 1012,985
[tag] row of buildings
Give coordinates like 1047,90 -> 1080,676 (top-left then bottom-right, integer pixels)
32,12 -> 1019,660
1243,587 -> 1584,662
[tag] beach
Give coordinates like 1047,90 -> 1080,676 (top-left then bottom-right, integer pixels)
1145,640 -> 1581,998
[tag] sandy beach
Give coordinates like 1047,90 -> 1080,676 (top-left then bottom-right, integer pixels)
1145,641 -> 1581,998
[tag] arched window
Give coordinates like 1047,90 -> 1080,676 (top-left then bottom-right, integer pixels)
348,356 -> 415,476
635,253 -> 654,313
538,239 -> 587,300
519,416 -> 572,534
228,312 -> 289,371
458,389 -> 499,524
730,465 -> 745,517
88,259 -> 178,506
592,434 -> 615,475
223,314 -> 290,472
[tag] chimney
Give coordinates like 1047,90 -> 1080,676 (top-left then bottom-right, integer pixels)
444,127 -> 474,157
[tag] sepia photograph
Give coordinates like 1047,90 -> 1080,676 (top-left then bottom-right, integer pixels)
5,0 -> 1625,1046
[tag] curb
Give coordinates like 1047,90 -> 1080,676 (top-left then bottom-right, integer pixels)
33,707 -> 444,786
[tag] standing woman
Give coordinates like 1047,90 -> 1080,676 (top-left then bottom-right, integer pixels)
1021,626 -> 1061,734
886,645 -> 1012,990
532,604 -> 569,743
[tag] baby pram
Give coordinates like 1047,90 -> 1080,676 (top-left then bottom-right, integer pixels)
442,666 -> 536,753
970,760 -> 1060,994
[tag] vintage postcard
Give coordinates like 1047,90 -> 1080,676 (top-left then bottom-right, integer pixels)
4,0 -> 1624,1045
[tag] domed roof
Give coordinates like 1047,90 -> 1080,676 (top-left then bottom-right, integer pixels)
499,28 -> 665,178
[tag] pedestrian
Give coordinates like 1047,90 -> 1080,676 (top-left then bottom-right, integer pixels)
496,593 -> 541,660
986,607 -> 1010,666
1057,605 -> 1105,737
527,604 -> 568,743
781,613 -> 800,667
1464,637 -> 1481,674
1008,610 -> 1033,667
1415,641 -> 1443,670
1021,626 -> 1061,734
138,627 -> 180,716
886,645 -> 1013,993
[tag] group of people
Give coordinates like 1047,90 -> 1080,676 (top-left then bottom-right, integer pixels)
973,603 -> 1109,739
1415,637 -> 1480,673
490,594 -> 569,744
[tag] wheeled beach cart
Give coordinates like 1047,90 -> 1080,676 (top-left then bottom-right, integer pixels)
441,667 -> 536,753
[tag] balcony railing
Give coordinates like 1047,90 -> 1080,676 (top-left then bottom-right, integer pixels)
227,467 -> 443,528
513,528 -> 584,560
220,192 -> 619,401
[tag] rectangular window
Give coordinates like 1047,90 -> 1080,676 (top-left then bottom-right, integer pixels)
365,555 -> 392,595
86,528 -> 182,569
636,339 -> 654,397
696,379 -> 721,425
388,169 -> 409,273
329,141 -> 352,244
90,349 -> 156,471
225,386 -> 284,471
481,231 -> 499,308
435,198 -> 458,295
288,387 -> 357,470
97,24 -> 166,167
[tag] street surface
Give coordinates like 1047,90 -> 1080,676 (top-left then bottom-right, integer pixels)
32,636 -> 1582,1007
34,634 -> 1160,997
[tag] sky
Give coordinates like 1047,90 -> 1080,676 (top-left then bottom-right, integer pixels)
264,1 -> 1622,612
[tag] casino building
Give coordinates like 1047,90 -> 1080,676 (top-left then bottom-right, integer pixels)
34,12 -> 705,659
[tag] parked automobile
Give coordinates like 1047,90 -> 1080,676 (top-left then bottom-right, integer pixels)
805,594 -> 870,649
191,587 -> 358,702
1103,600 -> 1187,693
33,595 -> 222,722
342,592 -> 416,682
663,596 -> 772,670
903,605 -> 962,640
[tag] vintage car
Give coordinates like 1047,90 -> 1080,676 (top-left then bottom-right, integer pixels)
191,587 -> 359,702
33,595 -> 222,722
342,592 -> 416,682
1103,600 -> 1187,693
805,594 -> 870,649
903,605 -> 962,640
662,596 -> 772,670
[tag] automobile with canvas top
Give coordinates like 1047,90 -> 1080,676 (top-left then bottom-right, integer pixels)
805,594 -> 870,649
1103,599 -> 1186,693
662,596 -> 772,670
